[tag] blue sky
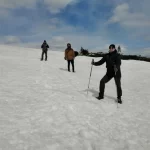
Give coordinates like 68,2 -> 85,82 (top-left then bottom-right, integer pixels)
0,0 -> 150,56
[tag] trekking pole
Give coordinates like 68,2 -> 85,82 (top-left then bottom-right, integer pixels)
114,65 -> 119,108
87,59 -> 94,95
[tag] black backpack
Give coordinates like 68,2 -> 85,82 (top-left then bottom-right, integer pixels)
42,43 -> 48,51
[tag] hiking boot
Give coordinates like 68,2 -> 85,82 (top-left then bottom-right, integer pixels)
117,97 -> 122,104
96,96 -> 104,100
96,93 -> 104,100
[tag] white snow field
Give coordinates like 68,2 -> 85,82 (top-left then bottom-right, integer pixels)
0,45 -> 150,150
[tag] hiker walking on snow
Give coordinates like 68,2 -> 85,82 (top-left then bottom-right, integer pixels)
64,43 -> 75,72
41,40 -> 49,61
91,44 -> 122,104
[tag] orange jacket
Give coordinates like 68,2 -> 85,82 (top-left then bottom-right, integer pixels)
65,48 -> 75,60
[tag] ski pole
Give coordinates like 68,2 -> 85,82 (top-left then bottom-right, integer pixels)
87,59 -> 94,95
114,65 -> 119,108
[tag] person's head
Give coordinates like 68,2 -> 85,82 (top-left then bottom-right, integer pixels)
67,43 -> 71,49
109,44 -> 115,53
44,40 -> 46,43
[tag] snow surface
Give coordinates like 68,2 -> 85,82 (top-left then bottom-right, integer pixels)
0,45 -> 150,150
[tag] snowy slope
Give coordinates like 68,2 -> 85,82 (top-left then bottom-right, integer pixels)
0,45 -> 150,150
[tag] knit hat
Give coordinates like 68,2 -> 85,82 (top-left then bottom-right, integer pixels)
109,44 -> 115,49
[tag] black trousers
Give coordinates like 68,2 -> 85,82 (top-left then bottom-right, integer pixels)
99,75 -> 122,98
67,60 -> 74,72
41,51 -> 47,60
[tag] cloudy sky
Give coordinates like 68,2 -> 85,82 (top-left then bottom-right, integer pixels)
0,0 -> 150,56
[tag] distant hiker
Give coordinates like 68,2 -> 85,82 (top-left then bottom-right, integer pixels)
41,40 -> 49,61
91,44 -> 122,104
64,43 -> 75,72
118,45 -> 121,53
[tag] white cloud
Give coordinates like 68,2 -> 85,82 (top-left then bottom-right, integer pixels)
0,0 -> 76,13
4,36 -> 21,44
140,48 -> 150,57
0,9 -> 10,18
145,36 -> 150,41
45,35 -> 111,52
108,3 -> 150,28
30,21 -> 58,36
0,0 -> 37,9
28,18 -> 76,40
0,0 -> 37,20
0,34 -> 111,53
0,36 -> 21,45
43,0 -> 75,13
107,2 -> 150,40
49,18 -> 60,24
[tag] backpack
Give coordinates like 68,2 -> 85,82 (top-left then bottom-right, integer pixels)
43,43 -> 48,51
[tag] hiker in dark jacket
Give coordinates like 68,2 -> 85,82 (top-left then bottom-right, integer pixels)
41,40 -> 49,61
91,44 -> 122,104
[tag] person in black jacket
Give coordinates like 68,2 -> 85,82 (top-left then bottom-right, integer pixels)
41,40 -> 49,61
91,44 -> 122,104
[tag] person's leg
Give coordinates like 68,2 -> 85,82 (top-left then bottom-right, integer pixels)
114,77 -> 122,103
98,75 -> 113,99
45,51 -> 47,61
41,51 -> 44,60
71,59 -> 74,72
68,60 -> 71,71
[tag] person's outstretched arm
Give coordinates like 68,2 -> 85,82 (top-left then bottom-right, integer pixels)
92,56 -> 106,66
115,54 -> 121,69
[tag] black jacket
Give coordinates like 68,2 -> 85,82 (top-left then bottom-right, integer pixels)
41,42 -> 49,51
93,50 -> 121,77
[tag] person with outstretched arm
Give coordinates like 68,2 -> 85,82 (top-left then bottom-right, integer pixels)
41,40 -> 49,61
91,44 -> 122,104
64,43 -> 75,72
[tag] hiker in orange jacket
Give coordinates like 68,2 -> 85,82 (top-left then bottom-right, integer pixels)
64,43 -> 75,72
